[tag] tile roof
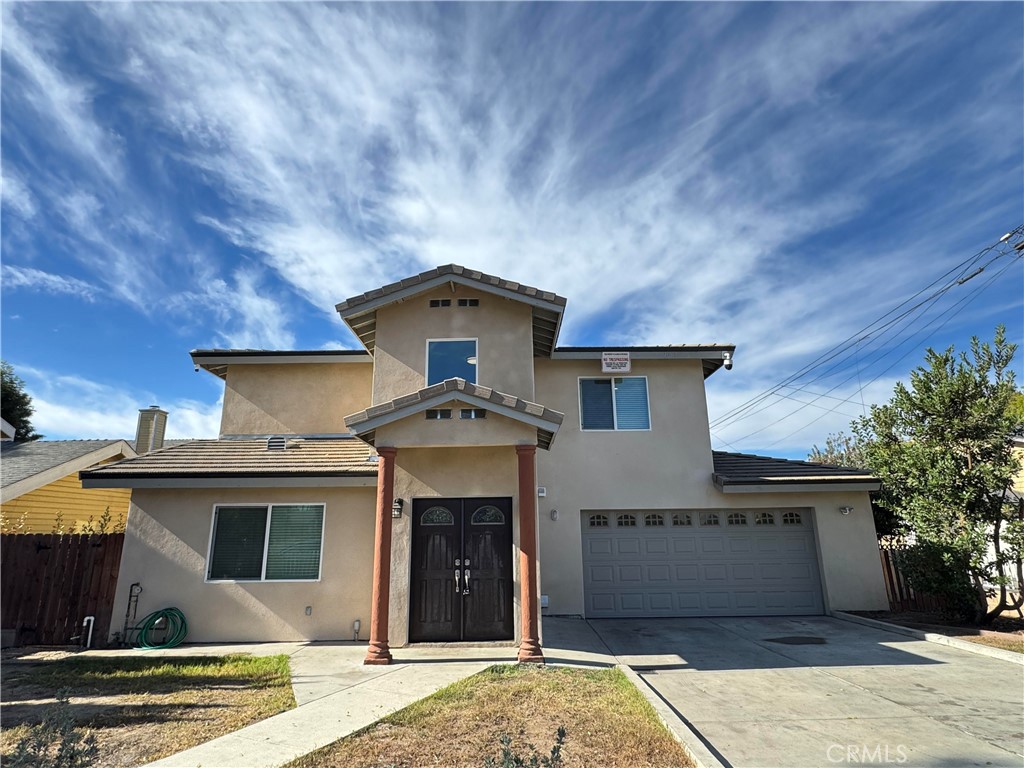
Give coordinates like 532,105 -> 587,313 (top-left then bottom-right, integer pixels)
2,440 -> 132,488
712,451 -> 878,486
334,264 -> 566,357
80,438 -> 377,479
335,264 -> 567,314
345,378 -> 564,450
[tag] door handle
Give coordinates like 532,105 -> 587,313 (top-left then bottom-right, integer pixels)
463,565 -> 471,596
454,558 -> 461,593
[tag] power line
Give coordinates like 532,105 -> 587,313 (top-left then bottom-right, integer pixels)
709,225 -> 1024,433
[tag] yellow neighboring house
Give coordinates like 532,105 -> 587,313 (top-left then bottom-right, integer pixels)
0,406 -> 177,533
1,439 -> 137,533
1013,435 -> 1024,495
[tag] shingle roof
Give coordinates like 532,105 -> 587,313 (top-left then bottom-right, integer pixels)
2,440 -> 132,488
345,378 -> 564,450
80,438 -> 377,480
712,451 -> 878,487
335,264 -> 566,357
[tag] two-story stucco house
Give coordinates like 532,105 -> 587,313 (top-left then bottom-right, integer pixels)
82,265 -> 889,663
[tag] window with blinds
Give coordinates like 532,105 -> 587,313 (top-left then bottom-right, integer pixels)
208,503 -> 324,581
579,377 -> 650,430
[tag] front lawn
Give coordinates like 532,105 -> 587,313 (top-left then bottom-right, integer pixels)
0,653 -> 294,767
289,664 -> 693,768
961,634 -> 1024,653
851,610 -> 1023,654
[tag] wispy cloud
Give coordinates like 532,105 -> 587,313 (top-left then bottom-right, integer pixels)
2,3 -> 1020,450
14,364 -> 221,440
1,265 -> 98,301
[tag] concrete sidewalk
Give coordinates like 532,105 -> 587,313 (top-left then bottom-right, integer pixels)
134,619 -> 612,768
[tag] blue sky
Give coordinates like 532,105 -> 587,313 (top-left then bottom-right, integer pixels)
2,2 -> 1021,457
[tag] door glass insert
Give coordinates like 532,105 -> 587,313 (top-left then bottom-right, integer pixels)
422,506 -> 455,525
471,505 -> 505,525
616,514 -> 637,527
644,513 -> 665,526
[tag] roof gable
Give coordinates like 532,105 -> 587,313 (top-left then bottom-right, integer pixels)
345,377 -> 564,450
1,440 -> 137,501
335,264 -> 566,357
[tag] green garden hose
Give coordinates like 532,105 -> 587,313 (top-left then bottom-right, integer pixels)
135,607 -> 188,650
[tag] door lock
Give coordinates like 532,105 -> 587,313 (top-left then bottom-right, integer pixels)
454,558 -> 462,593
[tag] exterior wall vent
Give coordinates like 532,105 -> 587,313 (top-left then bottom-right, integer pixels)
267,436 -> 287,451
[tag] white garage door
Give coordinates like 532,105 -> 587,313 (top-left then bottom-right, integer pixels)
582,509 -> 824,618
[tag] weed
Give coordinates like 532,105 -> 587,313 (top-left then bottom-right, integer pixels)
8,693 -> 98,768
484,727 -> 566,768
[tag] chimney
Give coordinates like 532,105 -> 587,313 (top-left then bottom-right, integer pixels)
136,406 -> 168,454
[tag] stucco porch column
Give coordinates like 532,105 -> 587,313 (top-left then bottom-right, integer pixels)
364,446 -> 397,665
516,444 -> 544,663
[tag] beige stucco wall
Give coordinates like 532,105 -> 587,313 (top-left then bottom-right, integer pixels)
533,358 -> 888,615
375,403 -> 537,449
387,446 -> 525,646
371,286 -> 535,404
221,362 -> 372,435
111,486 -> 376,643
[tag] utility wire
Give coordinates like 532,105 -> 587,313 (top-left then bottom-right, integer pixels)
709,225 -> 1023,431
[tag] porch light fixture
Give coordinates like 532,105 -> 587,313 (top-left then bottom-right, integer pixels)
839,506 -> 853,516
392,498 -> 404,518
550,509 -> 559,521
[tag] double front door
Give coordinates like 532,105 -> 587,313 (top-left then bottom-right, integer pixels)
409,497 -> 514,642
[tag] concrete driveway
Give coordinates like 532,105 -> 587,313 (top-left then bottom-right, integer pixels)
585,616 -> 1023,768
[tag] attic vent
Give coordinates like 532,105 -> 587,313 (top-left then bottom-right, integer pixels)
457,298 -> 479,307
267,436 -> 287,451
429,299 -> 451,308
425,409 -> 452,420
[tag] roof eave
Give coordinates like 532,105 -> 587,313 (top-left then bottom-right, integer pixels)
713,475 -> 881,494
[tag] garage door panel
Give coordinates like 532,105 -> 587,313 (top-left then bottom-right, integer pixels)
582,511 -> 824,618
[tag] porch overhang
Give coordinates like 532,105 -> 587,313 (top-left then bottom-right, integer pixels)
711,450 -> 880,493
345,378 -> 564,450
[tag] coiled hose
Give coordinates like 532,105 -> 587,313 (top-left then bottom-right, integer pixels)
135,607 -> 188,650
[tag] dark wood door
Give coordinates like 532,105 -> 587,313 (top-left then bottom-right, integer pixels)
409,497 -> 513,642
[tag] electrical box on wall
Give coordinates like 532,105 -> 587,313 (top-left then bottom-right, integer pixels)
540,594 -> 550,609
537,486 -> 547,497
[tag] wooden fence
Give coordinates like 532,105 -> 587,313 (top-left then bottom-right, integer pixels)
1,533 -> 124,647
878,546 -> 948,613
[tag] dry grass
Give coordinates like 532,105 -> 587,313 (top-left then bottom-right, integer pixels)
961,634 -> 1024,653
289,664 -> 693,768
0,654 -> 294,767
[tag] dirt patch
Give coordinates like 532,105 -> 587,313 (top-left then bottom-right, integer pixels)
289,665 -> 693,768
850,610 -> 1024,653
0,653 -> 295,767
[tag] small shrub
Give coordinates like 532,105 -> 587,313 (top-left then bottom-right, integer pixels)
897,542 -> 977,620
8,693 -> 98,768
483,727 -> 566,768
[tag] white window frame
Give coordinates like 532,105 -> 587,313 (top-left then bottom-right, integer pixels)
205,502 -> 326,583
577,375 -> 651,432
425,337 -> 479,386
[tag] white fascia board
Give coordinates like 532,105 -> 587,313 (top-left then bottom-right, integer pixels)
715,480 -> 881,494
353,391 -> 563,435
551,349 -> 733,361
340,274 -> 566,317
81,475 -> 378,489
195,353 -> 372,366
2,441 -> 137,503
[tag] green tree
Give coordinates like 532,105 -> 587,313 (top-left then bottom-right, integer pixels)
808,431 -> 904,540
1,361 -> 41,441
853,326 -> 1022,623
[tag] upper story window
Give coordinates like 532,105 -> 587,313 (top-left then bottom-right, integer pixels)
579,377 -> 650,431
426,339 -> 477,385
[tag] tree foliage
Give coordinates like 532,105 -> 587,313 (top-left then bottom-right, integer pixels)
1,360 -> 42,441
808,431 -> 904,540
853,326 -> 1022,623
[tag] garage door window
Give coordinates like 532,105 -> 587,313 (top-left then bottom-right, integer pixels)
699,512 -> 720,526
727,512 -> 748,526
645,513 -> 665,527
617,514 -> 637,527
756,512 -> 775,525
588,514 -> 608,527
783,511 -> 803,526
672,513 -> 692,526
579,377 -> 650,431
